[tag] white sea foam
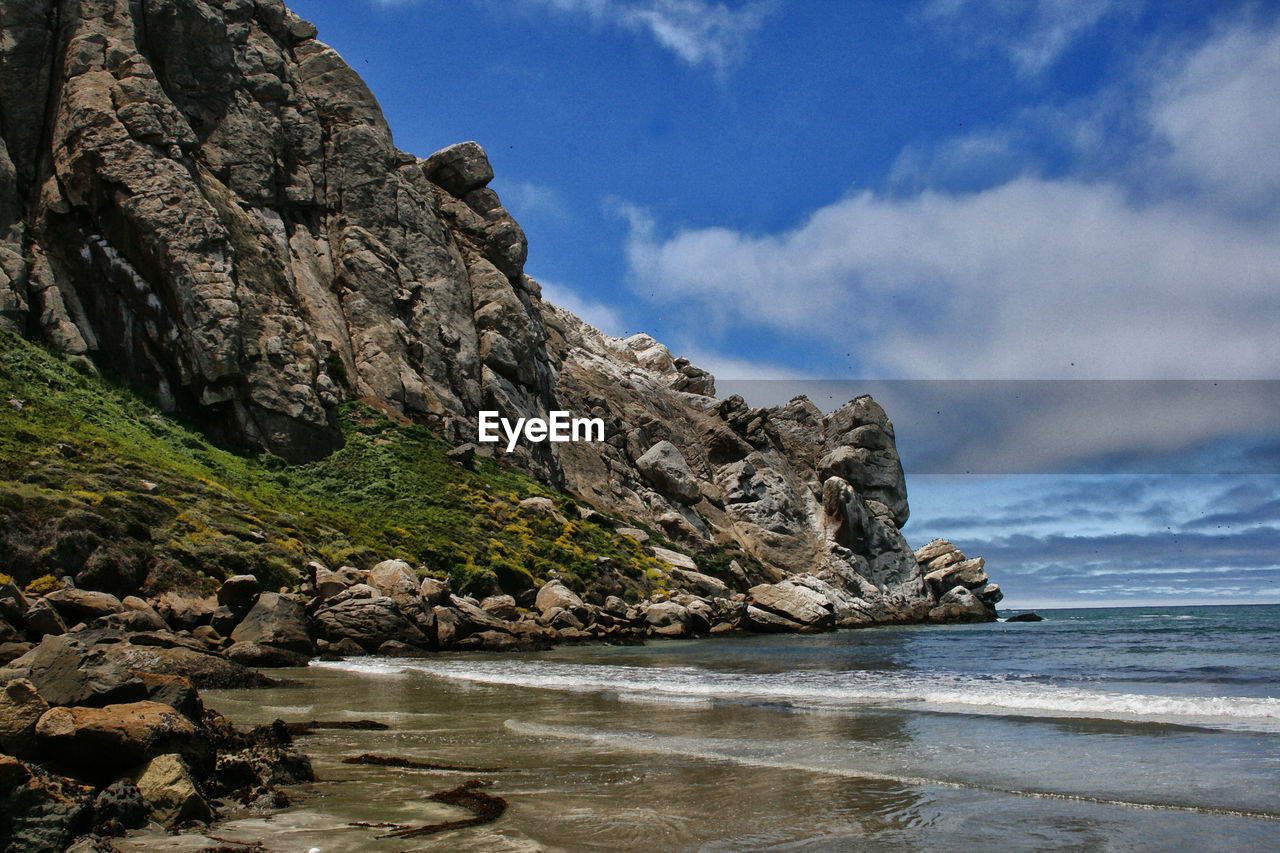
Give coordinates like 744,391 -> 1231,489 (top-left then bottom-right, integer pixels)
312,658 -> 1280,733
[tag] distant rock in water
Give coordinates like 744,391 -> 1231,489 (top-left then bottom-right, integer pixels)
0,0 -> 992,624
1004,612 -> 1045,622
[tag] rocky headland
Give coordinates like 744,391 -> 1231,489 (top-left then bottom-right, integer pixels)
0,0 -> 1001,848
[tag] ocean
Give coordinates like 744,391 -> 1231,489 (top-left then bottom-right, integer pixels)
119,604 -> 1279,852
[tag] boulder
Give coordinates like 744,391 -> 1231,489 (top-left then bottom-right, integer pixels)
670,568 -> 729,598
314,596 -> 427,651
191,625 -> 224,646
367,560 -> 420,598
44,588 -> 126,624
928,586 -> 993,623
442,596 -> 512,638
519,496 -> 567,521
0,677 -> 49,758
540,606 -> 585,632
99,607 -> 169,633
328,637 -> 367,657
790,573 -> 875,628
35,701 -> 200,775
445,442 -> 477,468
535,579 -> 586,617
91,777 -> 148,834
616,526 -> 650,544
216,574 -> 261,609
645,600 -> 692,638
455,630 -> 528,651
480,594 -> 519,620
914,539 -> 958,564
420,576 -> 452,606
0,612 -> 17,644
744,605 -> 807,633
1004,612 -> 1045,622
0,641 -> 32,665
107,642 -> 277,690
747,581 -> 835,631
121,596 -> 167,624
0,754 -> 95,852
21,634 -> 148,708
635,440 -> 701,504
314,566 -> 350,599
433,606 -> 464,647
425,140 -> 495,196
649,546 -> 698,572
230,592 -> 313,655
0,580 -> 29,623
924,557 -> 988,596
226,641 -> 312,668
210,604 -> 244,637
137,672 -> 202,720
134,753 -> 214,827
976,583 -> 1003,606
153,592 -> 214,631
23,598 -> 68,638
925,549 -> 965,572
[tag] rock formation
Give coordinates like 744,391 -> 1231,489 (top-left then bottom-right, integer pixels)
0,0 -> 990,625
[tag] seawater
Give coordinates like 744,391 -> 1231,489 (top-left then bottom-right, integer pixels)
118,604 -> 1280,852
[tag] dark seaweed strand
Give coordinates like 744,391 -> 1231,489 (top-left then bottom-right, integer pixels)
378,781 -> 507,839
285,719 -> 391,734
342,752 -> 503,773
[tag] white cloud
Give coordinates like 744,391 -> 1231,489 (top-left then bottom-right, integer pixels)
536,278 -> 628,337
626,180 -> 1280,379
623,19 -> 1280,381
923,0 -> 1144,77
537,277 -> 805,380
672,346 -> 809,381
512,0 -> 775,72
1149,18 -> 1280,208
494,179 -> 572,222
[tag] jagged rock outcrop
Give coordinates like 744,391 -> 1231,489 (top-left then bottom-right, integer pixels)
0,0 -> 990,625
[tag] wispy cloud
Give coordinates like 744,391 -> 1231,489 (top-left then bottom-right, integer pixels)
1148,16 -> 1280,209
670,346 -> 809,381
512,0 -> 775,72
494,179 -> 572,222
364,0 -> 774,72
536,278 -> 629,337
921,0 -> 1145,77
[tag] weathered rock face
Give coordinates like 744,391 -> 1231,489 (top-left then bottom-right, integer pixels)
0,0 -> 988,623
0,0 -> 553,469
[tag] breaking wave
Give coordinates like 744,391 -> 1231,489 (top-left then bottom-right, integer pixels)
312,658 -> 1280,733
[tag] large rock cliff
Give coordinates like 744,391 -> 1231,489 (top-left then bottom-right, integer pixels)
0,0 -> 995,624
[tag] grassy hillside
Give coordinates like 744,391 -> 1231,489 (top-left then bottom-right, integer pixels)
0,331 -> 716,601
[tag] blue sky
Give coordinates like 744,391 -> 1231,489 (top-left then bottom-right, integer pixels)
289,0 -> 1279,608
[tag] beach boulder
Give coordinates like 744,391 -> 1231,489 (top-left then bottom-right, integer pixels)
230,592 -> 313,655
34,701 -> 201,777
747,581 -> 835,631
0,754 -> 95,852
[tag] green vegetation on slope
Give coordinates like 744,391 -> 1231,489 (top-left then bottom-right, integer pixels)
0,331 -> 706,600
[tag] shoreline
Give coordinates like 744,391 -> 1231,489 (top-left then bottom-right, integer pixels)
7,604 -> 1274,851
0,535 -> 1004,852
128,609 -> 1280,852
